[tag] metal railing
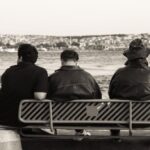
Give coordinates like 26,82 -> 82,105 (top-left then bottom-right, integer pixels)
19,99 -> 150,136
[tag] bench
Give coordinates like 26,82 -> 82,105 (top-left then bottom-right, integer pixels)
18,99 -> 150,138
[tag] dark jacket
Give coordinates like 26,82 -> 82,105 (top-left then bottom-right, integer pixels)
109,59 -> 150,100
47,66 -> 101,101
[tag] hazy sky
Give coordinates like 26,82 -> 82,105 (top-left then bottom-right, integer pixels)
0,0 -> 150,36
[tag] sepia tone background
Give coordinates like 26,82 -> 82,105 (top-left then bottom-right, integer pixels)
0,0 -> 150,149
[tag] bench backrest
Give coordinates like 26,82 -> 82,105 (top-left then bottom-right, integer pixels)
19,99 -> 150,132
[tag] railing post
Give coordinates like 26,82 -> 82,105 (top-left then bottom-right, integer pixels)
129,101 -> 133,136
49,100 -> 54,133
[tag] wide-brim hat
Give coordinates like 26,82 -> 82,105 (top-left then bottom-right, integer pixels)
123,39 -> 150,60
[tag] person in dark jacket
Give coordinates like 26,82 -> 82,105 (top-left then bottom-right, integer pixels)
47,49 -> 102,135
108,38 -> 150,136
109,38 -> 150,100
48,49 -> 102,101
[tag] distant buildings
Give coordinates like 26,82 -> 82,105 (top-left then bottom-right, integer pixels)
0,33 -> 149,52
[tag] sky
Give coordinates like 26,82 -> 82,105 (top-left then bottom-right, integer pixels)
0,0 -> 150,36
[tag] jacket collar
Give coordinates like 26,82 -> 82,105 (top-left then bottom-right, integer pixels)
125,58 -> 149,69
57,65 -> 82,71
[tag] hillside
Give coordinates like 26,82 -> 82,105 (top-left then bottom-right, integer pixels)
0,33 -> 149,52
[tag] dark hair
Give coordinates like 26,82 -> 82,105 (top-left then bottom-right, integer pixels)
18,44 -> 38,63
61,49 -> 79,61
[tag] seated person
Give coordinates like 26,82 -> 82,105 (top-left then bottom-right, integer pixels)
0,44 -> 48,150
108,39 -> 150,136
0,44 -> 48,148
47,49 -> 102,135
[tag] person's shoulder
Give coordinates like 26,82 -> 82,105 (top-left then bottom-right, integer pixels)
110,67 -> 129,80
78,67 -> 90,74
1,65 -> 18,78
32,65 -> 48,76
115,67 -> 126,73
8,64 -> 18,69
4,65 -> 18,72
34,64 -> 47,72
80,69 -> 91,75
78,67 -> 95,78
48,69 -> 60,79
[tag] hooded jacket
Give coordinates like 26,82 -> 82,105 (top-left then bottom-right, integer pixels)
109,59 -> 150,100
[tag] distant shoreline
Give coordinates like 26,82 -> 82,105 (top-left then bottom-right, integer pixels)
0,33 -> 149,51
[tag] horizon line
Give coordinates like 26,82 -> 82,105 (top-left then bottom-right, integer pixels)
0,32 -> 149,37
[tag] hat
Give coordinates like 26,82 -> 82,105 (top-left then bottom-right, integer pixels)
123,39 -> 150,60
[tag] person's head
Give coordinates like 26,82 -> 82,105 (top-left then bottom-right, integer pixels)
18,44 -> 38,64
123,38 -> 150,60
60,49 -> 79,66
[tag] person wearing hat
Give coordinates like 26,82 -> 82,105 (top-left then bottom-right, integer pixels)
108,38 -> 150,136
109,38 -> 150,100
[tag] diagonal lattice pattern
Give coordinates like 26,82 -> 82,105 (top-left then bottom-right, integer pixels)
20,101 -> 50,123
52,101 -> 129,123
132,102 -> 150,123
20,100 -> 129,124
19,99 -> 150,135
